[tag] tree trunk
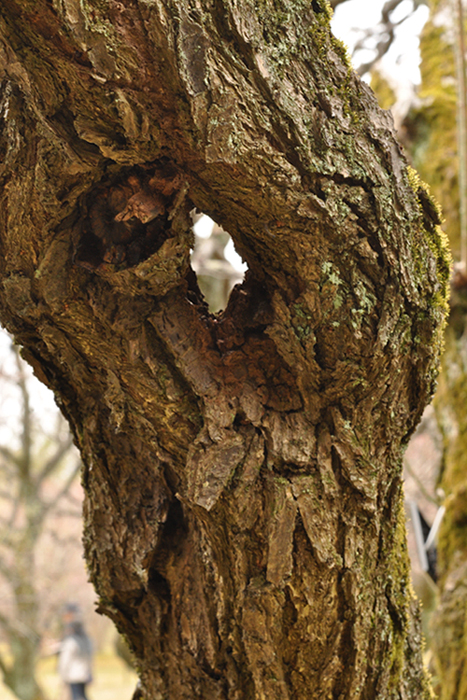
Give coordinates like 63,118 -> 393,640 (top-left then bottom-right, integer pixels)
431,271 -> 467,700
0,1 -> 450,697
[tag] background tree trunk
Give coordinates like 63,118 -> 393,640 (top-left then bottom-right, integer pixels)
431,273 -> 467,700
393,3 -> 467,695
0,1 -> 450,697
0,341 -> 79,700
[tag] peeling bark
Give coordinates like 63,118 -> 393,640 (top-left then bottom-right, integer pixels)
0,1 -> 450,698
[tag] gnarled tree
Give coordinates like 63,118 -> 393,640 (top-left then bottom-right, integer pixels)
0,1 -> 450,698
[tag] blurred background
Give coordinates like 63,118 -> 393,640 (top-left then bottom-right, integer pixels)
1,0 -> 466,697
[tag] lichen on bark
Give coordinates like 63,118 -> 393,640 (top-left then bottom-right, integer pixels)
0,1 -> 450,698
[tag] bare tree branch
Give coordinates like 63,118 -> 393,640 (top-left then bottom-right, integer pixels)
329,0 -> 349,8
0,608 -> 19,638
51,508 -> 82,519
0,609 -> 39,644
0,446 -> 21,470
356,17 -> 400,76
451,0 -> 467,266
333,0 -> 429,76
7,488 -> 21,530
0,334 -> 84,699
61,489 -> 82,506
404,459 -> 439,506
43,460 -> 81,516
35,435 -> 74,487
0,554 -> 14,582
12,345 -> 32,482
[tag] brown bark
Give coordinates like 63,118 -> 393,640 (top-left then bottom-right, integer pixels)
0,1 -> 450,698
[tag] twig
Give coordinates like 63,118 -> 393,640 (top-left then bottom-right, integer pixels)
404,459 -> 439,505
452,0 -> 467,266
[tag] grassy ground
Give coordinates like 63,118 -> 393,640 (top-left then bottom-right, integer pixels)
0,653 -> 138,700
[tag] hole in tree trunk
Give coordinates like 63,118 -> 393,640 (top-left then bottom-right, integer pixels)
72,162 -> 183,272
191,213 -> 248,313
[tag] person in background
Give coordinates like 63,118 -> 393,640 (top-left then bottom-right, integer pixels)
58,603 -> 93,700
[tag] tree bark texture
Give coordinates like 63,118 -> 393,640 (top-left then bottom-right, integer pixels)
0,1 -> 450,698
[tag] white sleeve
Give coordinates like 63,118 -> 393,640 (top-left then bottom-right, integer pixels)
58,638 -> 77,682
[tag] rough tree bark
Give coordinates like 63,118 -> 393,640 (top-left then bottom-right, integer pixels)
0,1 -> 450,698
